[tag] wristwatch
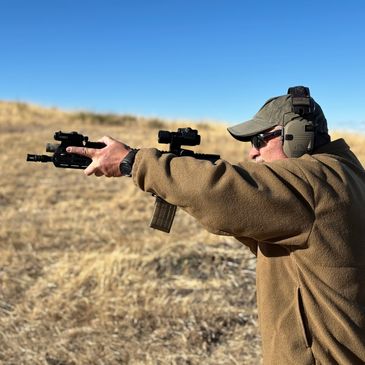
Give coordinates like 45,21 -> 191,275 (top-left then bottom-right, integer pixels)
119,148 -> 139,177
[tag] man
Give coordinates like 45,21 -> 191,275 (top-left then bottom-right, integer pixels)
67,87 -> 365,364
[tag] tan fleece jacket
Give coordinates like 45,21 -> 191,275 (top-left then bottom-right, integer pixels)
132,139 -> 365,365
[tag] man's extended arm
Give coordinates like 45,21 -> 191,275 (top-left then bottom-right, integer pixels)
132,148 -> 315,244
67,136 -> 314,244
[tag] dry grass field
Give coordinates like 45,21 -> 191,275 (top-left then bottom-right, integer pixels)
0,101 -> 364,365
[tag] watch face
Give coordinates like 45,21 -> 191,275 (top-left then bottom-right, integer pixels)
120,161 -> 132,176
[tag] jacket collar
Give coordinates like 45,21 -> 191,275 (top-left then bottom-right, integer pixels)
312,138 -> 349,156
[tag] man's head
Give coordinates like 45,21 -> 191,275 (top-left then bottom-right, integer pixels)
228,86 -> 330,162
248,125 -> 286,163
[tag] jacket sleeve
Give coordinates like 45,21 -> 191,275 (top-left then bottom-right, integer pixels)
132,148 -> 315,246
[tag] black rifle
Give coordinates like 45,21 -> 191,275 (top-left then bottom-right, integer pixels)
26,131 -> 106,168
27,128 -> 220,233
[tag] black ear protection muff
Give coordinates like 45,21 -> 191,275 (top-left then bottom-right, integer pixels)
283,86 -> 315,158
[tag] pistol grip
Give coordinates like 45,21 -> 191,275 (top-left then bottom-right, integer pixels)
150,196 -> 177,233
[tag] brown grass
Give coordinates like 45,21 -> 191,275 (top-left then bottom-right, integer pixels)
0,101 -> 364,365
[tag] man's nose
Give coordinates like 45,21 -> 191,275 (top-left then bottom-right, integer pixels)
248,146 -> 260,160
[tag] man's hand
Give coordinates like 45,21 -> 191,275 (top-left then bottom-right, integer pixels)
66,136 -> 131,177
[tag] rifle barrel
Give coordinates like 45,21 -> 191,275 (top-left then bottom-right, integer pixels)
26,154 -> 53,163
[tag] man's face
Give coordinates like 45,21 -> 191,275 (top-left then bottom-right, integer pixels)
248,126 -> 288,163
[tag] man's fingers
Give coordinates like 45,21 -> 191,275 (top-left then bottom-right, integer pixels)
66,146 -> 95,157
84,161 -> 98,176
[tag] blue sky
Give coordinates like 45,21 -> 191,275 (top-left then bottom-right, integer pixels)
1,0 -> 364,131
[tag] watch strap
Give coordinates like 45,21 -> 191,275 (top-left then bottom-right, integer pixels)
119,148 -> 139,177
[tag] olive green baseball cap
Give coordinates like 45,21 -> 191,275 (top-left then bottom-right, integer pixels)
228,93 -> 328,141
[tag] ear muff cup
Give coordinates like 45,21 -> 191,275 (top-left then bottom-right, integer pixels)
283,119 -> 315,158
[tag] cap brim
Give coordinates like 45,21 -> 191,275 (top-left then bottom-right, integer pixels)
227,117 -> 276,141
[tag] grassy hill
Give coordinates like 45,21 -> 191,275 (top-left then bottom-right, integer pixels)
0,101 -> 364,365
